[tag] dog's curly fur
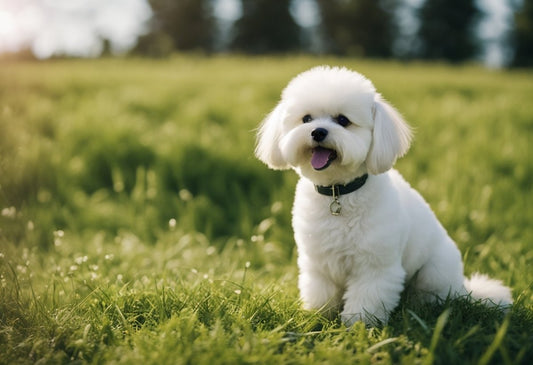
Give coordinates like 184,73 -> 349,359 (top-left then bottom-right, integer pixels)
255,66 -> 512,325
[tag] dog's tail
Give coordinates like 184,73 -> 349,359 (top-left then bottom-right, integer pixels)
463,273 -> 513,307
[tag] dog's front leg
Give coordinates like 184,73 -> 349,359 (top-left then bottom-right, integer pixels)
341,263 -> 405,326
299,268 -> 343,319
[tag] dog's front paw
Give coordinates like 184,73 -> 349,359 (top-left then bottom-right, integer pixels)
341,306 -> 387,327
340,311 -> 364,327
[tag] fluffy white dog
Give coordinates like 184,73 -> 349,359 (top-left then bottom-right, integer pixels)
255,66 -> 512,325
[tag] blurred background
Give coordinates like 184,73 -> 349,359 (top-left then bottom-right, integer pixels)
0,0 -> 532,68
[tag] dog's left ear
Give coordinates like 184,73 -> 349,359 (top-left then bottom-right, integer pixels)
255,102 -> 290,170
366,94 -> 412,174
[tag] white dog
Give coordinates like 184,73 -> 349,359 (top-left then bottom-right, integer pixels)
255,66 -> 512,325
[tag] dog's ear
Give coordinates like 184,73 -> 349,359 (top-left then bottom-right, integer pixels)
255,102 -> 290,170
366,94 -> 412,174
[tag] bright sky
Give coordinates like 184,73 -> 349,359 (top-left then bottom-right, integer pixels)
0,0 -> 152,58
0,0 -> 515,66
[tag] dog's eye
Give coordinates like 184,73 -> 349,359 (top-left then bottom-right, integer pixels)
302,114 -> 313,123
335,114 -> 351,127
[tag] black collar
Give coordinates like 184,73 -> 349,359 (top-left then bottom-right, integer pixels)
315,174 -> 369,197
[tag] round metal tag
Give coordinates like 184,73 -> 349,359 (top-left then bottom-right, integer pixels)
330,200 -> 341,216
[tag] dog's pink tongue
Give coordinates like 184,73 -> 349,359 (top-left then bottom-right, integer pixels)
311,147 -> 334,170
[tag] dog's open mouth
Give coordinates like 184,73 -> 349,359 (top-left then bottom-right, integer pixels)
311,147 -> 337,170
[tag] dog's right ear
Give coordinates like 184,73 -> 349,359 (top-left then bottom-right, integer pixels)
255,102 -> 290,170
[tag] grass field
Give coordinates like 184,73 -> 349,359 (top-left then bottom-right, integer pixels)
0,56 -> 532,364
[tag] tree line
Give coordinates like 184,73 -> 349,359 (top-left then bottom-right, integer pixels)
134,0 -> 533,67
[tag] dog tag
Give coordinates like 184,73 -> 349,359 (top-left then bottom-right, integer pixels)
330,199 -> 341,216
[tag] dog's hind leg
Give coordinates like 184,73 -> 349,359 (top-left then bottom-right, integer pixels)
414,239 -> 467,301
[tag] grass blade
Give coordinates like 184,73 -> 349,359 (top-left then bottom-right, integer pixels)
424,308 -> 450,365
478,318 -> 510,365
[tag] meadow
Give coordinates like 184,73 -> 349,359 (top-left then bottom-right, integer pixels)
0,56 -> 532,364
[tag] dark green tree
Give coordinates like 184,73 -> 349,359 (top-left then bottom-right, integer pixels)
145,0 -> 215,52
231,0 -> 301,53
317,0 -> 398,57
417,0 -> 481,62
511,0 -> 533,67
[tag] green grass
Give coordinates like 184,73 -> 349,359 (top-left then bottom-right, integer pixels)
0,56 -> 532,364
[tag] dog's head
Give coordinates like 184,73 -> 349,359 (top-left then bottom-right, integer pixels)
255,66 -> 412,186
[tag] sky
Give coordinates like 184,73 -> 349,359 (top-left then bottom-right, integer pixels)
0,0 -> 516,67
0,0 -> 152,58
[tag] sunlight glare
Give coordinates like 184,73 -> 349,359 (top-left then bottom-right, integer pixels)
0,0 -> 152,58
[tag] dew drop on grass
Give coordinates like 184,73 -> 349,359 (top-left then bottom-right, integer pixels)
258,218 -> 273,234
179,189 -> 193,201
169,218 -> 177,229
271,201 -> 283,214
251,235 -> 264,243
1,206 -> 16,218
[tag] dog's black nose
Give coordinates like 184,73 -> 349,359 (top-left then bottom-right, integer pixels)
311,128 -> 328,142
